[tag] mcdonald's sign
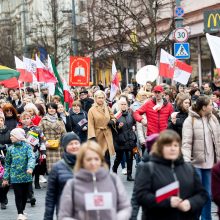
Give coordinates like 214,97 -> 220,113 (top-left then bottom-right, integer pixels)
204,10 -> 220,33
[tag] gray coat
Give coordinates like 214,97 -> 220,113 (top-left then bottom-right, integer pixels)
58,167 -> 131,220
182,109 -> 220,166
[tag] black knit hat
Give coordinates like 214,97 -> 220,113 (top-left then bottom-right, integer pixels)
61,132 -> 81,151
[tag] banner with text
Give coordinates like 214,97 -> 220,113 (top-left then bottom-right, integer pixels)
69,56 -> 90,87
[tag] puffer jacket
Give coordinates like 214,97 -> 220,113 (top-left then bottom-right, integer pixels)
113,110 -> 137,151
58,167 -> 131,220
182,108 -> 220,165
135,155 -> 208,220
43,156 -> 76,220
133,98 -> 173,136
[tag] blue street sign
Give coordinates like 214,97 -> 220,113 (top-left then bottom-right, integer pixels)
175,7 -> 184,17
174,43 -> 190,59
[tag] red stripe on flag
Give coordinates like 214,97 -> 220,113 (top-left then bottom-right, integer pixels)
175,60 -> 192,74
159,63 -> 174,78
156,188 -> 179,203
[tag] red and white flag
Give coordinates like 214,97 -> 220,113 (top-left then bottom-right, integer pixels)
159,49 -> 192,85
156,181 -> 179,203
206,33 -> 220,75
15,56 -> 33,83
62,76 -> 74,107
110,60 -> 119,101
36,55 -> 57,83
23,56 -> 37,82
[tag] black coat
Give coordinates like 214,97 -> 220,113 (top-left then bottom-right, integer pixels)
69,109 -> 88,143
43,157 -> 75,220
58,114 -> 72,132
168,111 -> 188,138
80,98 -> 94,113
135,155 -> 208,220
5,116 -> 18,132
113,111 -> 137,151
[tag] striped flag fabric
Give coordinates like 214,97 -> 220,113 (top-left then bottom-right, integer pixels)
156,181 -> 179,203
110,60 -> 119,101
159,49 -> 192,85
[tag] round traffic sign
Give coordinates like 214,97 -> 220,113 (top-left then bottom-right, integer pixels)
173,28 -> 189,43
175,6 -> 184,17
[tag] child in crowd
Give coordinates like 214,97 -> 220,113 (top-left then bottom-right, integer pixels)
2,128 -> 35,220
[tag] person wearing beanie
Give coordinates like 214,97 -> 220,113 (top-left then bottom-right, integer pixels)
44,132 -> 81,220
2,128 -> 35,220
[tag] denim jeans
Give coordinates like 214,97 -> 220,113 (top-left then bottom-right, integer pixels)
195,168 -> 212,220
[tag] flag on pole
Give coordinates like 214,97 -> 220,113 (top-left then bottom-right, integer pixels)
156,181 -> 180,203
36,55 -> 57,83
49,56 -> 73,109
159,49 -> 192,85
23,57 -> 37,82
15,56 -> 33,83
110,60 -> 119,101
206,33 -> 220,75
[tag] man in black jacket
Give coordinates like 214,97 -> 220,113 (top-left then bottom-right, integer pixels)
79,90 -> 94,113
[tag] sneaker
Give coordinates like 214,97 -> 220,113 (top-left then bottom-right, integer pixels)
17,214 -> 26,220
121,168 -> 127,175
39,175 -> 47,183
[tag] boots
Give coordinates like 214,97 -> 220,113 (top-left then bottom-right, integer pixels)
35,175 -> 41,189
127,175 -> 134,181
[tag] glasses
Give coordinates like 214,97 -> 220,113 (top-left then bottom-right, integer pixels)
5,109 -> 12,112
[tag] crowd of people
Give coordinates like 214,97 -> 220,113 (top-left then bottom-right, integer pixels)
0,79 -> 220,220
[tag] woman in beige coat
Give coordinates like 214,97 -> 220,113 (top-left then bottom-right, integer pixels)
182,96 -> 220,220
88,90 -> 116,168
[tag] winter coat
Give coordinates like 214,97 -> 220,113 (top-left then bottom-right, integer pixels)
3,141 -> 35,183
44,157 -> 76,220
182,108 -> 220,166
211,162 -> 220,219
0,126 -> 11,146
168,111 -> 188,138
39,115 -> 66,172
133,98 -> 173,136
113,111 -> 137,151
135,155 -> 208,220
69,109 -> 88,143
5,116 -> 18,131
81,98 -> 94,113
130,151 -> 149,220
88,104 -> 116,156
58,167 -> 131,220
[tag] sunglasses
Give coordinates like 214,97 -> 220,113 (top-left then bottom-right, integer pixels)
5,109 -> 12,112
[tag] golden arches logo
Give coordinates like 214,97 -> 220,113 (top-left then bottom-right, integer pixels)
207,13 -> 220,28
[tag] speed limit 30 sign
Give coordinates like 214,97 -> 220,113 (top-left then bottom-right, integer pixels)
173,28 -> 189,43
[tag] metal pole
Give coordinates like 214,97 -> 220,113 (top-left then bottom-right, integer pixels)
22,0 -> 28,57
197,37 -> 202,87
72,0 -> 78,55
175,0 -> 183,28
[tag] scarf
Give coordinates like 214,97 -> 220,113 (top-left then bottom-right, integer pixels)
63,152 -> 77,167
46,113 -> 58,123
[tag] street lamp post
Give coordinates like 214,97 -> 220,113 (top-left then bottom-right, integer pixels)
72,0 -> 78,56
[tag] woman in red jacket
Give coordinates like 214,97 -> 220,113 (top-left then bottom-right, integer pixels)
212,162 -> 220,219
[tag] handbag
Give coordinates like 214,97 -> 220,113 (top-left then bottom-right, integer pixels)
47,140 -> 60,150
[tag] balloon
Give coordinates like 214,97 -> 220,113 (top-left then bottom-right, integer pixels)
136,65 -> 159,85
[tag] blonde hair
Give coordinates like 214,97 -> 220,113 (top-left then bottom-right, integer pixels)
74,141 -> 108,172
94,90 -> 106,99
24,103 -> 39,115
20,111 -> 32,120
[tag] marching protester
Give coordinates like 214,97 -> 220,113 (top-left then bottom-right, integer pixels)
2,128 -> 35,220
112,98 -> 137,181
79,90 -> 94,113
212,161 -> 220,220
58,140 -> 131,220
88,90 -> 116,168
168,94 -> 191,138
24,103 -> 42,126
135,130 -> 208,220
39,102 -> 66,172
44,132 -> 81,220
3,103 -> 19,131
69,100 -> 88,143
57,103 -> 72,132
182,95 -> 220,220
0,111 -> 11,210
